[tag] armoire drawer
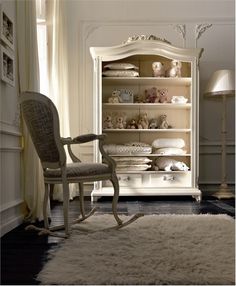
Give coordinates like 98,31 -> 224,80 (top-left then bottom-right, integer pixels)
103,174 -> 142,187
103,172 -> 191,188
150,172 -> 191,187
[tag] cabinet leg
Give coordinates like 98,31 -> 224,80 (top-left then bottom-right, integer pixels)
192,195 -> 202,202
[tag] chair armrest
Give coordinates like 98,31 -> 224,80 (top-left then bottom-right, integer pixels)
60,134 -> 107,163
72,133 -> 106,144
61,137 -> 73,145
61,134 -> 106,145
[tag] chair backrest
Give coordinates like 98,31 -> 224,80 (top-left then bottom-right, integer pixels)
19,92 -> 66,169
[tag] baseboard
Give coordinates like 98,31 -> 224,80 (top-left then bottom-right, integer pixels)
0,214 -> 24,237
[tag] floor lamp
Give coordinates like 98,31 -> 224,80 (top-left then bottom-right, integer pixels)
204,69 -> 235,198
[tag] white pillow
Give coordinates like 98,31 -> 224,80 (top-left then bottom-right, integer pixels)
116,164 -> 151,171
102,70 -> 139,77
153,147 -> 187,155
152,138 -> 185,149
104,63 -> 139,70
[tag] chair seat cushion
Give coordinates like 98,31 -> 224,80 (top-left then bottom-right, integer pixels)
44,162 -> 110,178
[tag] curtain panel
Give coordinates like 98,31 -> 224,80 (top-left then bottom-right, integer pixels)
16,0 -> 45,221
46,0 -> 79,201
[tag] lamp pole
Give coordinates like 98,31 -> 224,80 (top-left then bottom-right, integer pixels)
220,93 -> 228,190
204,69 -> 235,199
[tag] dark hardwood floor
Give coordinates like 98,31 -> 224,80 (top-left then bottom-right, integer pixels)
1,195 -> 235,285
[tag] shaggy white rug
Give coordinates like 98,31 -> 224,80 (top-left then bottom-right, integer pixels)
37,214 -> 235,285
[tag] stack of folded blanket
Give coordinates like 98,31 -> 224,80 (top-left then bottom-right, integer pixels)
112,156 -> 152,171
152,138 -> 187,155
104,142 -> 152,156
102,63 -> 139,77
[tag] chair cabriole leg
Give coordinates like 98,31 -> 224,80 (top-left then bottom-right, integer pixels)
62,173 -> 70,236
110,174 -> 123,225
43,183 -> 50,229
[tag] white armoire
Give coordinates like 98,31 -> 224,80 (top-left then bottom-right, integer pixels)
90,35 -> 203,202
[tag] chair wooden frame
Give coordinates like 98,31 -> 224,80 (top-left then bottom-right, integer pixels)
19,91 -> 142,237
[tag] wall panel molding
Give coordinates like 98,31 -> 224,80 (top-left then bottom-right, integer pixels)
75,0 -> 234,191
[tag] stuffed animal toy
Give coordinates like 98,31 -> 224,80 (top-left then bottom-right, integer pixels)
154,157 -> 189,171
144,87 -> 159,103
158,88 -> 169,103
166,60 -> 182,77
108,90 -> 123,103
158,114 -> 171,129
127,118 -> 138,129
137,113 -> 149,129
115,116 -> 126,129
103,115 -> 113,129
149,118 -> 158,129
152,61 -> 165,77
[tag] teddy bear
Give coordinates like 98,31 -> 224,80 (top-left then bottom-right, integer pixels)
108,90 -> 123,103
157,88 -> 169,103
127,118 -> 138,129
166,60 -> 182,78
154,158 -> 189,171
115,116 -> 126,129
149,118 -> 158,129
103,115 -> 113,129
158,114 -> 171,129
152,61 -> 165,77
137,113 -> 149,129
144,87 -> 159,103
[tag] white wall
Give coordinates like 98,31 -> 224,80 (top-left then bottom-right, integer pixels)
64,0 -> 235,189
0,0 -> 24,236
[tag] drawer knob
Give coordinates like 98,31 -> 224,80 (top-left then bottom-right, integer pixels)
163,174 -> 175,181
118,176 -> 130,181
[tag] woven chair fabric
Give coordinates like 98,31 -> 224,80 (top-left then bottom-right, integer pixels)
21,100 -> 60,163
44,162 -> 110,178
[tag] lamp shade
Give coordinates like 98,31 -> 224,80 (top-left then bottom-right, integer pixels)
204,69 -> 235,96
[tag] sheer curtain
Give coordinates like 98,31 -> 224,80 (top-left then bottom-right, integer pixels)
17,0 -> 45,221
46,0 -> 78,200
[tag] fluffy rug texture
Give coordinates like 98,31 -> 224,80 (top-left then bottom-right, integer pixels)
37,214 -> 235,285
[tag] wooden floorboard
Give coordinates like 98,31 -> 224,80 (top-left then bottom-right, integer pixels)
1,196 -> 235,285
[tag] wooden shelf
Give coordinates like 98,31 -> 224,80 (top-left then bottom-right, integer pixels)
116,170 -> 191,174
103,103 -> 191,109
110,154 -> 191,157
103,128 -> 191,132
102,77 -> 192,86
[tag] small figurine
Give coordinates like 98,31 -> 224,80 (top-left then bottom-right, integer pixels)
145,87 -> 159,103
103,115 -> 113,129
149,118 -> 158,129
127,118 -> 138,129
158,88 -> 169,103
115,116 -> 126,129
137,113 -> 149,129
152,61 -> 165,77
166,60 -> 182,77
108,90 -> 123,103
158,114 -> 171,129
